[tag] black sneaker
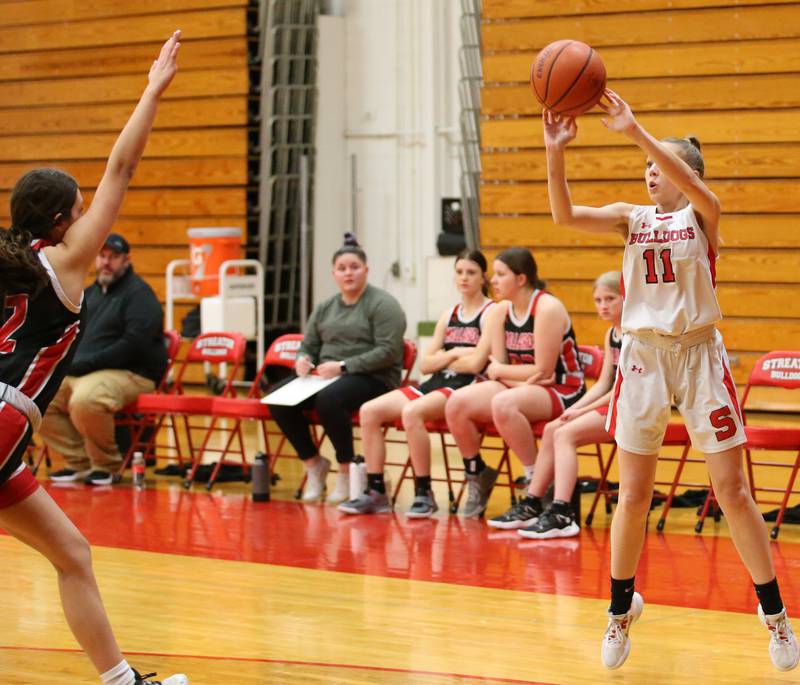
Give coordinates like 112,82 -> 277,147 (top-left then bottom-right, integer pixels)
405,492 -> 438,519
84,470 -> 113,486
488,497 -> 543,529
518,505 -> 580,539
133,669 -> 189,685
49,467 -> 91,482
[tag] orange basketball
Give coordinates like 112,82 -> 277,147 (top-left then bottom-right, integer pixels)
530,40 -> 606,117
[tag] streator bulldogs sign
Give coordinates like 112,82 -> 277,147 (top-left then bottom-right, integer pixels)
762,356 -> 800,381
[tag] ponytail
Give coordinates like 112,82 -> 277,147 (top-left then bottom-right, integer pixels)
663,135 -> 705,178
0,226 -> 50,301
1,167 -> 78,302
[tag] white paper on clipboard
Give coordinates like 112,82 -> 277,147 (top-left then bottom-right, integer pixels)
260,376 -> 338,406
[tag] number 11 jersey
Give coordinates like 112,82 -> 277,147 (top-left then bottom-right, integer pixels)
622,204 -> 722,336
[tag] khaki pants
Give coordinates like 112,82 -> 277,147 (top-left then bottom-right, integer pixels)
39,370 -> 155,471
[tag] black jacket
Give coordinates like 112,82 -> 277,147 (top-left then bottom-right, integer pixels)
68,266 -> 167,385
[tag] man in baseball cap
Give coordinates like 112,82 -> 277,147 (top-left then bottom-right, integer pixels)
104,232 -> 130,254
41,232 -> 168,486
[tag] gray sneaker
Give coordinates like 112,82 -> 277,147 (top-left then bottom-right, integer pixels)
405,493 -> 438,519
462,466 -> 498,518
337,490 -> 392,515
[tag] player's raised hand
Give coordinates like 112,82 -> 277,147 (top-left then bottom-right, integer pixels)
542,109 -> 577,149
148,30 -> 181,96
597,89 -> 636,134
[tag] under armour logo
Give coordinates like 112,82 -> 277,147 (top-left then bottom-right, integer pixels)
631,365 -> 643,374
640,222 -> 651,229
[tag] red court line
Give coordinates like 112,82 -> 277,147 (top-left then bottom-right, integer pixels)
29,485 -> 800,615
0,645 -> 553,684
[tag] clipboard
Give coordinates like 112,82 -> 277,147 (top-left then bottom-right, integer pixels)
261,375 -> 338,406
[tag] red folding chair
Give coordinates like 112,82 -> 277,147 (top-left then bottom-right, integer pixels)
573,344 -> 611,497
734,350 -> 800,540
116,330 -> 183,472
193,333 -> 304,490
124,332 -> 246,479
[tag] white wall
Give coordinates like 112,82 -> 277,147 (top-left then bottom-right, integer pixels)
313,0 -> 464,335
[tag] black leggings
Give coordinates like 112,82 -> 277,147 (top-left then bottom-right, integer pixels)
268,374 -> 389,463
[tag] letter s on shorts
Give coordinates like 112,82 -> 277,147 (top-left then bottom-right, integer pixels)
710,406 -> 737,442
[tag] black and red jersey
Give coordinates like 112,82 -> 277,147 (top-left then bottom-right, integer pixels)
442,300 -> 494,351
504,290 -> 583,387
0,244 -> 83,415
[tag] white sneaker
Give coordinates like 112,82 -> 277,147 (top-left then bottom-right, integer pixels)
759,605 -> 800,671
301,457 -> 331,501
601,592 -> 643,670
326,470 -> 350,504
49,467 -> 91,482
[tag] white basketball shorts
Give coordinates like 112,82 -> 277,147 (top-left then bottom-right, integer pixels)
606,327 -> 745,455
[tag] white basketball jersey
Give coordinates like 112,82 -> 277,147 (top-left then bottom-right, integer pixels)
621,204 -> 722,335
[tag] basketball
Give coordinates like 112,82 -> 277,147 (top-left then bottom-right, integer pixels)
530,39 -> 606,117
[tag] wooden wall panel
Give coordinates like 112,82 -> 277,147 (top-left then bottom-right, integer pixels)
0,0 -> 246,26
0,97 -> 247,135
0,160 -> 247,191
0,9 -> 246,53
482,145 -> 800,181
482,110 -> 800,148
484,39 -> 800,82
1,4 -> 251,341
483,0 -> 797,19
1,68 -> 248,107
482,6 -> 800,51
484,74 -> 800,115
0,38 -> 247,81
0,130 -> 247,161
479,2 -> 800,391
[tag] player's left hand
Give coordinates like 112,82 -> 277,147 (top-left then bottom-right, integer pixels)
597,89 -> 636,134
147,30 -> 181,97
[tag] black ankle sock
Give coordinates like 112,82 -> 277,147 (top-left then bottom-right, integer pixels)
367,473 -> 386,494
414,475 -> 432,496
609,576 -> 635,616
464,454 -> 486,476
550,499 -> 571,515
521,495 -> 542,508
755,577 -> 784,616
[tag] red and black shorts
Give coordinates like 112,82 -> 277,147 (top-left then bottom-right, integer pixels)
542,381 -> 586,419
399,371 -> 477,401
0,403 -> 40,509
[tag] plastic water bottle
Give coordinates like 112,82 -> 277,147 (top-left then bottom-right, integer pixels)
251,452 -> 271,502
349,458 -> 367,501
132,452 -> 146,489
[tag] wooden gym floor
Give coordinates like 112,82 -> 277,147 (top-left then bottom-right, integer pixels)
3,427 -> 800,684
